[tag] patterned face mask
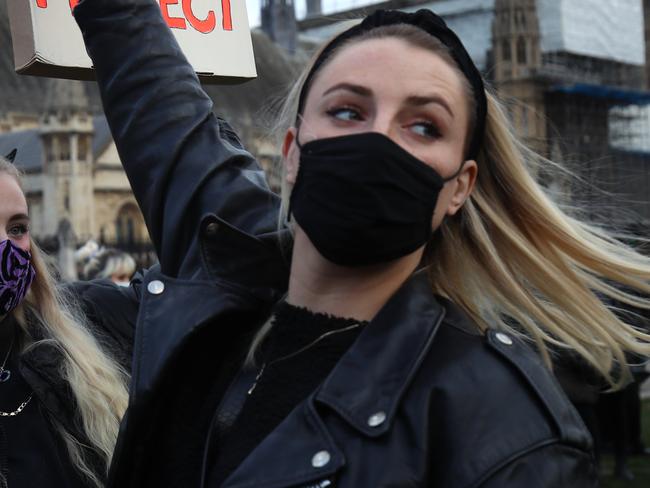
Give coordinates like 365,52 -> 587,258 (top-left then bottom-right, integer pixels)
0,240 -> 36,315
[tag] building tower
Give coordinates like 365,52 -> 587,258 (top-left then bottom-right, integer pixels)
40,79 -> 95,241
492,0 -> 547,155
261,0 -> 297,54
305,0 -> 321,17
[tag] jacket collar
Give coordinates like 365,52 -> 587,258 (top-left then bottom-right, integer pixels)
223,270 -> 446,488
315,269 -> 446,437
199,214 -> 290,303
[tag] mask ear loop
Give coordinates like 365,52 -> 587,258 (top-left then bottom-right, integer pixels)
293,113 -> 310,152
441,160 -> 468,183
284,115 -> 307,228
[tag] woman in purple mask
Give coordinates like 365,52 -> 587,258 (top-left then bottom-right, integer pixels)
0,155 -> 131,487
72,1 -> 650,487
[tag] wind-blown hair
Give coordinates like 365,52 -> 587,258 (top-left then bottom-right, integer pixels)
0,157 -> 129,486
254,22 -> 650,386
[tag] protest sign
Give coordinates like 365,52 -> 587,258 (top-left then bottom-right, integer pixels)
7,0 -> 256,83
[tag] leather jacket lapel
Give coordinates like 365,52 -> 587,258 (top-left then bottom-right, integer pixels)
315,271 -> 446,436
222,399 -> 345,488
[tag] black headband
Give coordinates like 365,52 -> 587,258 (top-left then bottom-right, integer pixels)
4,149 -> 17,163
296,9 -> 487,160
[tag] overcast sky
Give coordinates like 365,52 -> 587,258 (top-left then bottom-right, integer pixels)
244,0 -> 376,26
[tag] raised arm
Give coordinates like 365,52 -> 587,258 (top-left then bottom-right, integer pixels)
74,0 -> 280,278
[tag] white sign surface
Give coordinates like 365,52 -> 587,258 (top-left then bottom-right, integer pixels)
8,0 -> 257,82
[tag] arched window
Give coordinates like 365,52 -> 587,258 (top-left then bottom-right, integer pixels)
517,37 -> 527,64
78,136 -> 89,161
59,137 -> 71,161
515,8 -> 526,28
46,136 -> 56,163
115,202 -> 145,244
502,39 -> 511,62
64,181 -> 70,212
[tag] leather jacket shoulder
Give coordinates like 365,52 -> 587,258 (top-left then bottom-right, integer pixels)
219,273 -> 597,488
426,300 -> 596,486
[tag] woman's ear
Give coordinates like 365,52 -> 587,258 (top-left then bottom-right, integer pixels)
446,160 -> 478,216
282,127 -> 299,185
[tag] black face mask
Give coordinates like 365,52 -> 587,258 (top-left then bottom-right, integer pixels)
289,132 -> 463,267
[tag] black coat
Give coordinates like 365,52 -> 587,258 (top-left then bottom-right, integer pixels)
74,0 -> 599,486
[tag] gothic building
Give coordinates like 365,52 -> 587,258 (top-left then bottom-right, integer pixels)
261,0 -> 297,53
490,0 -> 650,224
0,78 -> 148,253
491,0 -> 546,155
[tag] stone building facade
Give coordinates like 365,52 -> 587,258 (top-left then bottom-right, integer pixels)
0,78 -> 147,251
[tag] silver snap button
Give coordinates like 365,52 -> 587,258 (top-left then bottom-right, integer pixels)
147,280 -> 165,295
495,332 -> 513,345
205,222 -> 219,236
311,450 -> 331,468
367,411 -> 386,427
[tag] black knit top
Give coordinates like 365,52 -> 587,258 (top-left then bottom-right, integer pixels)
207,302 -> 366,486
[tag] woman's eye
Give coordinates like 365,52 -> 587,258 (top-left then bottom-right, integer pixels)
410,122 -> 441,139
326,107 -> 363,122
8,224 -> 29,237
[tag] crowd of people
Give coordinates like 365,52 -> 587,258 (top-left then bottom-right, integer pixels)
2,0 -> 650,487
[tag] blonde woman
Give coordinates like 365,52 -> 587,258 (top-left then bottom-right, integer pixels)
82,248 -> 136,286
0,155 -> 132,487
74,1 -> 650,487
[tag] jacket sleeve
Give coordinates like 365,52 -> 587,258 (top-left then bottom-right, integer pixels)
68,278 -> 141,371
477,443 -> 599,488
73,0 -> 281,278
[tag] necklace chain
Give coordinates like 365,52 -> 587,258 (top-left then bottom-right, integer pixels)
0,337 -> 14,383
0,335 -> 32,416
247,322 -> 362,395
0,394 -> 33,417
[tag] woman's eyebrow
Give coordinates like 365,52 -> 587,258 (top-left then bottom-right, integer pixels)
405,95 -> 454,118
322,82 -> 372,98
9,213 -> 30,223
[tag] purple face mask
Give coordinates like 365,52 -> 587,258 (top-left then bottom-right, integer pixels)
0,240 -> 36,315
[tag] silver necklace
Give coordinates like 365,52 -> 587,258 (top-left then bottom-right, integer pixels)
0,394 -> 33,417
247,322 -> 362,395
0,336 -> 33,417
0,337 -> 14,383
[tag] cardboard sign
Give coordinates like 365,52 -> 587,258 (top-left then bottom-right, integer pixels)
7,0 -> 257,83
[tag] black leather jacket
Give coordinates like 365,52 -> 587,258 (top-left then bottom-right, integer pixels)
74,1 -> 598,486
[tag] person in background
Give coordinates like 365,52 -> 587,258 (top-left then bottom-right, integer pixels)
0,153 -> 133,487
83,248 -> 137,286
73,1 -> 650,486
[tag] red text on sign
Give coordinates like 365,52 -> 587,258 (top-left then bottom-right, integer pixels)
35,0 -> 232,32
36,0 -> 79,8
159,0 -> 232,32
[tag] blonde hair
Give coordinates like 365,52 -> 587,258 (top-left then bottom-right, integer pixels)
83,248 -> 136,281
1,158 -> 129,486
254,23 -> 650,386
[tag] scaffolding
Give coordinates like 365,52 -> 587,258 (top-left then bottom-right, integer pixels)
542,80 -> 650,229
